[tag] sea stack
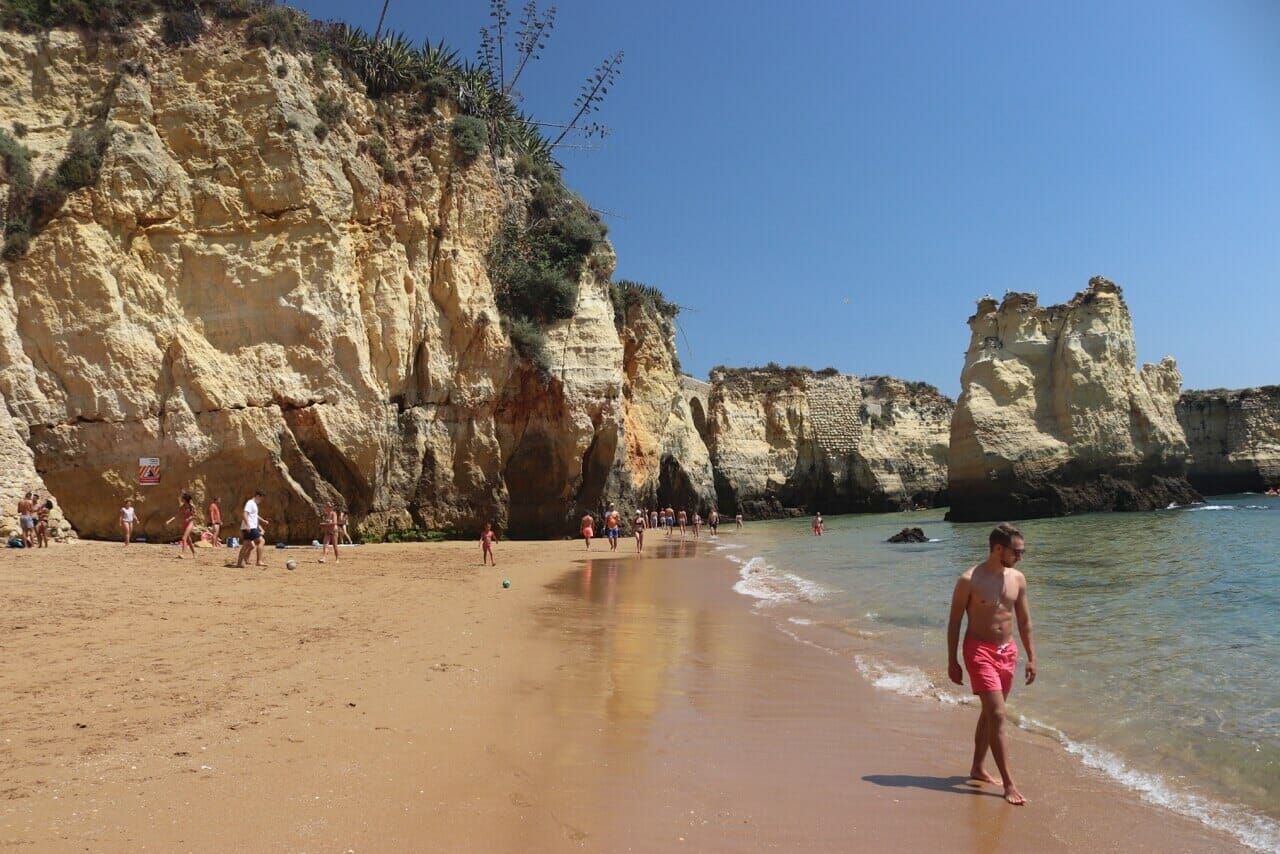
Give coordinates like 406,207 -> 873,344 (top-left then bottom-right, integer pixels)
706,367 -> 951,517
1177,387 -> 1280,494
947,277 -> 1200,522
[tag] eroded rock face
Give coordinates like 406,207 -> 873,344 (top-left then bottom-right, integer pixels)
0,24 -> 711,540
948,277 -> 1199,522
706,368 -> 951,517
1178,387 -> 1280,494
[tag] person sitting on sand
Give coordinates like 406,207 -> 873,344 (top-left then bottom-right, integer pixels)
320,501 -> 340,564
947,522 -> 1038,806
235,490 -> 268,568
481,523 -> 497,566
120,499 -> 136,546
581,513 -> 594,550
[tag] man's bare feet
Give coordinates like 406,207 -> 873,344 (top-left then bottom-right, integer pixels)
969,768 -> 1000,785
1003,784 -> 1027,805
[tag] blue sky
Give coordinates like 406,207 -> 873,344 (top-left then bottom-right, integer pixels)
291,0 -> 1280,395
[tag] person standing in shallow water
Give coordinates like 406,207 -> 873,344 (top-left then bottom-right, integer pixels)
947,522 -> 1038,805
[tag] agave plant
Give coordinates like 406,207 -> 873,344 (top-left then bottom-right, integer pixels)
362,31 -> 417,97
501,113 -> 554,164
417,38 -> 461,80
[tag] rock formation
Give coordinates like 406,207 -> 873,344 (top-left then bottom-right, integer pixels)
948,277 -> 1200,522
1177,387 -> 1280,494
0,22 -> 713,540
706,367 -> 952,517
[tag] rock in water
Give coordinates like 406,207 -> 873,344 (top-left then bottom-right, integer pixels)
947,278 -> 1200,522
887,527 -> 927,543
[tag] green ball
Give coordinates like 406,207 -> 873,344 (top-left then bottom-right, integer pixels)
502,579 -> 511,588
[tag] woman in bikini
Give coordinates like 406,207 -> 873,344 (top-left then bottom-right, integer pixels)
177,493 -> 198,558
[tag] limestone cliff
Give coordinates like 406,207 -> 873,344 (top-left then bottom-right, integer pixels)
706,367 -> 951,517
1177,387 -> 1280,494
0,21 -> 712,539
947,277 -> 1199,522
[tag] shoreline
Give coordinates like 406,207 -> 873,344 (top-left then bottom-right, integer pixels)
0,538 -> 1248,851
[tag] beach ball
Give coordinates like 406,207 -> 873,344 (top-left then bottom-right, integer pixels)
286,559 -> 297,570
502,579 -> 511,588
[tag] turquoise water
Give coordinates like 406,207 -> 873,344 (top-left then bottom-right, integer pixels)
716,495 -> 1280,852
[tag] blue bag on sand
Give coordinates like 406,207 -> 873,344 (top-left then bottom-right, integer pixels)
275,542 -> 287,549
228,537 -> 239,548
7,537 -> 23,548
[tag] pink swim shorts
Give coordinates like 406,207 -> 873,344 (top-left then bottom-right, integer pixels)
963,637 -> 1018,695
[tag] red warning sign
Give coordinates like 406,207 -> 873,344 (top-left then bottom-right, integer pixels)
138,457 -> 160,486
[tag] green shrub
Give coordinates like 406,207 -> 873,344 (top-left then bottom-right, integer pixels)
246,5 -> 305,52
56,125 -> 109,192
12,122 -> 28,138
421,74 -> 452,111
315,91 -> 345,126
504,317 -> 552,374
0,129 -> 33,193
161,7 -> 203,47
359,134 -> 397,182
450,115 -> 487,165
312,122 -> 328,141
285,117 -> 301,131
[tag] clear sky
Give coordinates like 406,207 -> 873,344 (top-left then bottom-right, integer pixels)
291,0 -> 1280,396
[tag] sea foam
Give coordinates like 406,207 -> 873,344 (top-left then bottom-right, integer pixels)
729,555 -> 831,606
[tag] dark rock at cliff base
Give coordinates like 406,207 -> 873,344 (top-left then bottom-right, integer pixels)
944,472 -> 1201,523
887,527 -> 928,543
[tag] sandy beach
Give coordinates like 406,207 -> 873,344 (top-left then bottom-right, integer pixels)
0,536 -> 1246,852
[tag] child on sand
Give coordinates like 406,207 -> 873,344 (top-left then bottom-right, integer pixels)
481,523 -> 497,565
581,513 -> 594,550
120,499 -> 136,546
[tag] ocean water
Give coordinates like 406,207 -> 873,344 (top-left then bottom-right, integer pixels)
716,495 -> 1280,852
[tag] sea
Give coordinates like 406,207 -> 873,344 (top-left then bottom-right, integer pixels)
715,494 -> 1280,852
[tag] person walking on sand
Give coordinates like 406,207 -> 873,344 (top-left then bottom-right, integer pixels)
947,522 -> 1038,806
812,512 -> 823,536
634,510 -> 646,553
172,493 -> 198,559
320,501 -> 340,564
120,499 -> 137,546
480,523 -> 497,566
235,490 -> 268,568
604,503 -> 621,552
581,513 -> 595,550
337,506 -> 353,545
207,497 -> 223,547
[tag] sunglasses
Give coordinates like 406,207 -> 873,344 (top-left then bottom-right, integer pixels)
1004,546 -> 1026,557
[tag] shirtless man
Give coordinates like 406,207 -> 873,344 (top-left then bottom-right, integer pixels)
18,492 -> 35,548
208,497 -> 223,547
947,522 -> 1037,805
603,503 -> 621,552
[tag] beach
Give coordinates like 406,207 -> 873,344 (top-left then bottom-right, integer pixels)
0,537 -> 1246,852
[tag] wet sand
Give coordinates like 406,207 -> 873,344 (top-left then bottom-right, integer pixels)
0,537 -> 1245,852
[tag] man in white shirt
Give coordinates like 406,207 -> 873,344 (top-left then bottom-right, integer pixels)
235,490 -> 268,568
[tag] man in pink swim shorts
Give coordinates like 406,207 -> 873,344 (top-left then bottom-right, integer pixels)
946,522 -> 1038,805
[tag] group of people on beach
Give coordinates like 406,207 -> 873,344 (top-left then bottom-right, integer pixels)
10,492 -> 54,548
117,492 -> 352,567
577,504 -> 745,552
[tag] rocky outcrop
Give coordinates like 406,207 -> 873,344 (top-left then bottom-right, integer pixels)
948,277 -> 1199,522
1177,387 -> 1280,494
706,367 -> 951,517
0,23 -> 712,540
